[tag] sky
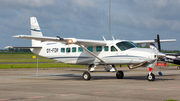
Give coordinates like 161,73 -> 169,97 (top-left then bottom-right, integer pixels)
0,0 -> 180,50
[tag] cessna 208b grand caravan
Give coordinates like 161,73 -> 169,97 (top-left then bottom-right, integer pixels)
11,17 -> 176,81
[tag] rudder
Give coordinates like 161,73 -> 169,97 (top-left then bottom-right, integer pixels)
30,16 -> 43,46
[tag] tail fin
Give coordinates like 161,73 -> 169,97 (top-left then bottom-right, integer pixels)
30,16 -> 43,46
149,43 -> 158,50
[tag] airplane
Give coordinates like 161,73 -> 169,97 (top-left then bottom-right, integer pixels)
10,16 -> 177,81
149,43 -> 180,70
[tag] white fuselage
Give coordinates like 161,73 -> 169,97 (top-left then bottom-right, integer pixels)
31,40 -> 158,65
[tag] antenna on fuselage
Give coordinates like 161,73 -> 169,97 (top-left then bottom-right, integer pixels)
112,36 -> 115,41
102,36 -> 106,41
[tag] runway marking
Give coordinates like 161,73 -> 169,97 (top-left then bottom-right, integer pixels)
0,99 -> 10,101
60,94 -> 80,96
145,88 -> 158,90
121,90 -> 134,92
169,86 -> 179,88
25,96 -> 45,99
92,92 -> 108,94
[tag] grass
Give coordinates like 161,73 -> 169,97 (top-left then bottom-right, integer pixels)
0,63 -> 86,69
0,52 -> 86,69
165,99 -> 179,101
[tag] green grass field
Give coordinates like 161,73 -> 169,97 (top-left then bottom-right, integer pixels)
0,52 -> 85,69
0,52 -> 178,69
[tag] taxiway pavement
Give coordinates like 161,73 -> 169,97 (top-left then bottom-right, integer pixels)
0,66 -> 180,101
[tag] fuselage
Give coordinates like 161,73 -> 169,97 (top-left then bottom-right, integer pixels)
31,40 -> 158,65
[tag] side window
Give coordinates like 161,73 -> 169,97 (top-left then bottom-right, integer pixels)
87,46 -> 93,52
78,47 -> 83,52
96,46 -> 102,52
72,47 -> 76,53
104,46 -> 109,51
111,46 -> 117,52
61,48 -> 65,53
66,48 -> 71,53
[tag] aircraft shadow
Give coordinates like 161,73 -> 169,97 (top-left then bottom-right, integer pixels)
45,73 -> 176,81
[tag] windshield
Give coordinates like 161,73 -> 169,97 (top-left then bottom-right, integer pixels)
130,41 -> 140,48
116,41 -> 138,51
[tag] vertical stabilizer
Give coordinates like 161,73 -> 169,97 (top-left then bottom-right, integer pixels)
30,16 -> 43,46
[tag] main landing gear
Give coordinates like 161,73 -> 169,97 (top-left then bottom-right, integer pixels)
82,64 -> 124,80
82,71 -> 91,80
116,71 -> 124,79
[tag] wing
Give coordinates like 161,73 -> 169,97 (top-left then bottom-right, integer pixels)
13,35 -> 107,46
132,39 -> 177,45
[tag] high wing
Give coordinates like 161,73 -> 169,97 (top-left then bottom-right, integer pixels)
13,35 -> 107,46
132,39 -> 176,45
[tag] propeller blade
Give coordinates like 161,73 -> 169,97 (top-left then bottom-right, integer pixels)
157,34 -> 161,52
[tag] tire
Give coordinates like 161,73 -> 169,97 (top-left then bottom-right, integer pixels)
147,73 -> 155,81
116,71 -> 124,79
82,71 -> 91,80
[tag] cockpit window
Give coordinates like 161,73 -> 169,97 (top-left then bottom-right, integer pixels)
130,42 -> 140,48
116,41 -> 138,51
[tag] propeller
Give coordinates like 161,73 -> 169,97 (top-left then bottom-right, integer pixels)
155,34 -> 166,58
157,34 -> 161,52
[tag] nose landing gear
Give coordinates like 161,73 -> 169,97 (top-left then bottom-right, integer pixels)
147,73 -> 155,81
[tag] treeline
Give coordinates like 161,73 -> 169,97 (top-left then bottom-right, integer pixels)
139,44 -> 180,53
0,49 -> 31,53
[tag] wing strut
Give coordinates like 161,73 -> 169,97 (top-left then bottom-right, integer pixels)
78,44 -> 105,63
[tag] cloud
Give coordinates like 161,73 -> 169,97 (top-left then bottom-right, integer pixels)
0,0 -> 179,50
0,0 -> 54,8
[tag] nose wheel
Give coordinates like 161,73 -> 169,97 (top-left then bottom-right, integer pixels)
147,73 -> 155,81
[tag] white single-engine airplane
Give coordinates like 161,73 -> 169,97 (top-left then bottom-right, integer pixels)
11,17 -> 176,81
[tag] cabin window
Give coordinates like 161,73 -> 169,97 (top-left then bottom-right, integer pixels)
96,46 -> 102,52
66,48 -> 71,53
61,48 -> 65,53
104,46 -> 109,51
78,47 -> 83,52
111,46 -> 117,51
72,47 -> 76,52
87,46 -> 93,52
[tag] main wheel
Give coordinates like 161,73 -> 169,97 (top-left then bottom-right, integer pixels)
82,71 -> 91,80
116,71 -> 124,79
147,73 -> 155,81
